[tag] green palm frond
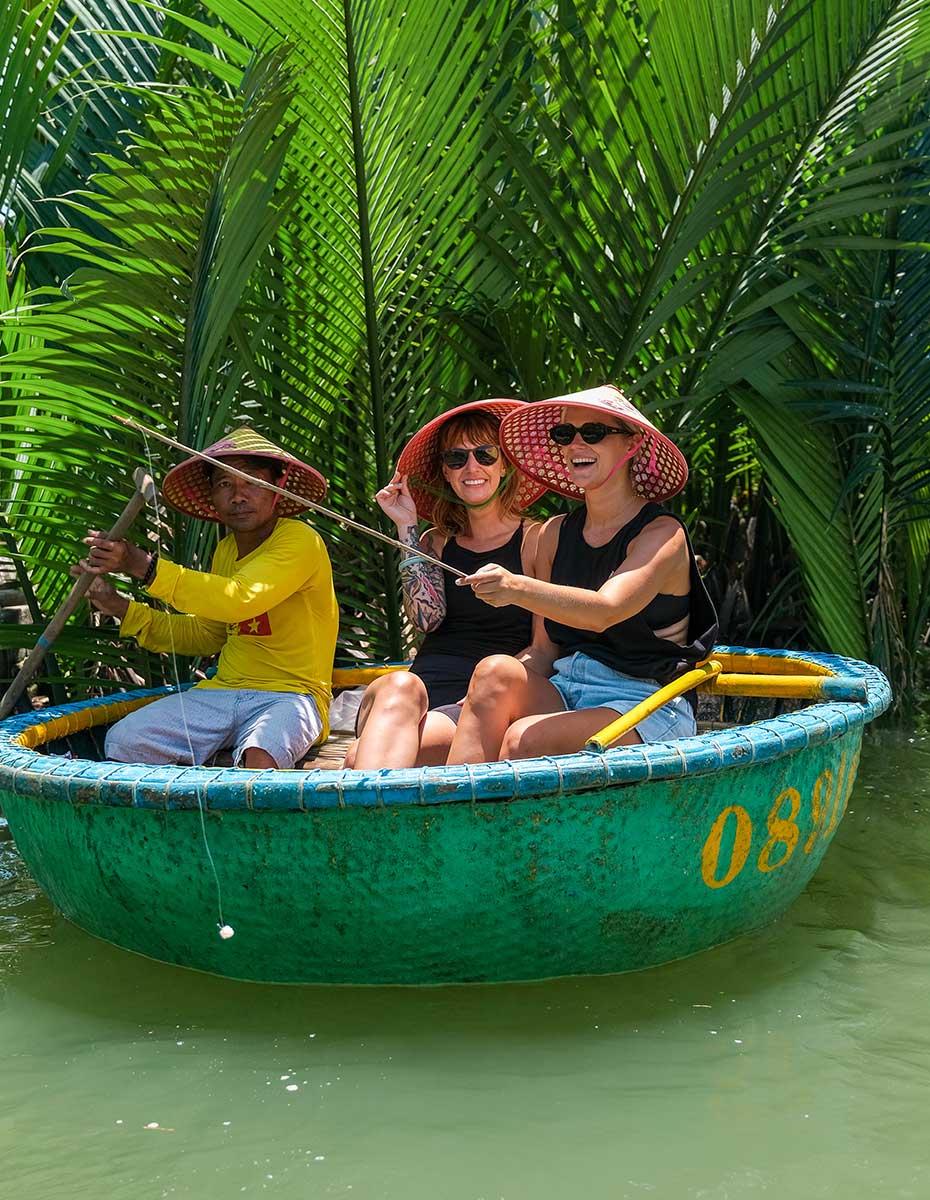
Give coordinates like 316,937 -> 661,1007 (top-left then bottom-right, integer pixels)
477,0 -> 930,696
7,0 -> 178,287
164,0 -> 538,658
487,0 -> 930,403
1,49 -> 305,689
735,111 -> 930,698
4,0 -> 930,710
0,0 -> 72,223
2,1 -> 538,689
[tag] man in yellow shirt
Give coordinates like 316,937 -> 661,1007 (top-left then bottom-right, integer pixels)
78,428 -> 339,769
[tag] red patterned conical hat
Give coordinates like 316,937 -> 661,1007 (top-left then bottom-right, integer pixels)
499,385 -> 688,502
396,399 -> 548,521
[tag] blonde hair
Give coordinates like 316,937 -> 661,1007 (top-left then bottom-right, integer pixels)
430,411 -> 524,538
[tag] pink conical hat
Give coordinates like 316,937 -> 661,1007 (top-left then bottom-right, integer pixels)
499,385 -> 688,502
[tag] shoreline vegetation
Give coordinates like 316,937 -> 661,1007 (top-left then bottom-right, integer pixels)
2,2 -> 930,717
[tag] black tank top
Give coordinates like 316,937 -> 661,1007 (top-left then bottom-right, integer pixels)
409,524 -> 532,707
545,504 -> 718,685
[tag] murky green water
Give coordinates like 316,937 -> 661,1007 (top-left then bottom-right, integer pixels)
1,731 -> 928,1200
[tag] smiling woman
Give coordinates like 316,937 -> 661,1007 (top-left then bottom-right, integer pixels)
345,400 -> 547,770
446,385 -> 718,763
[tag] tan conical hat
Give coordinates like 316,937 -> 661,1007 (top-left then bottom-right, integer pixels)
162,427 -> 327,521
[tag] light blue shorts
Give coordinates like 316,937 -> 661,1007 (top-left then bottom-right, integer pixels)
104,687 -> 323,769
549,652 -> 696,743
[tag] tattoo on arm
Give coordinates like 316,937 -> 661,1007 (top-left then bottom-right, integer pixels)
399,525 -> 447,632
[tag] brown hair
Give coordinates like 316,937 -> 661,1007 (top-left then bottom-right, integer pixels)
430,411 -> 524,537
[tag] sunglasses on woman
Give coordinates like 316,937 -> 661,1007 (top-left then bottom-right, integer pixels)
439,444 -> 501,469
548,422 -> 634,446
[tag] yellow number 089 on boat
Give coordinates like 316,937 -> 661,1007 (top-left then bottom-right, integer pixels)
700,751 -> 860,890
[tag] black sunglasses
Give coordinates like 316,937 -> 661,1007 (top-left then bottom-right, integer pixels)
439,444 -> 500,469
549,422 -> 633,446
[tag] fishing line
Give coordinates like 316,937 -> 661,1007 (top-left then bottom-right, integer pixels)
116,416 -> 467,580
140,431 -> 232,941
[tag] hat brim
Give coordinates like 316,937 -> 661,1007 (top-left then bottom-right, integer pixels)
162,447 -> 328,522
396,399 -> 549,521
499,389 -> 688,502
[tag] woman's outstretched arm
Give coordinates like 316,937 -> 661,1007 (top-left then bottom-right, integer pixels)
457,516 -> 688,632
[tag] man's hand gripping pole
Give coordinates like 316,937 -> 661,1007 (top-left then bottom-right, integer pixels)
0,468 -> 157,721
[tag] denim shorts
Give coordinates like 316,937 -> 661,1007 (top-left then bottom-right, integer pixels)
549,652 -> 696,743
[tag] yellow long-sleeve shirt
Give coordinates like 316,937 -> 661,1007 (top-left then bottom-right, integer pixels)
121,518 -> 339,737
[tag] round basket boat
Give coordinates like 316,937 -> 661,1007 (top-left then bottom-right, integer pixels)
0,647 -> 890,985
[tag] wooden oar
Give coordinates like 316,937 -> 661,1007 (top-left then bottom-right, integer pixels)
585,659 -> 724,752
114,415 -> 466,580
0,468 -> 157,722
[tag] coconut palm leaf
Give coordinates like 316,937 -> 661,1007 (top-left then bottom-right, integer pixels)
488,0 -> 930,400
5,0 -> 930,709
737,120 -> 930,700
0,0 -> 72,224
6,0 -> 179,289
139,0 -> 539,659
2,0 -> 537,699
477,0 -> 930,695
0,48 -> 304,692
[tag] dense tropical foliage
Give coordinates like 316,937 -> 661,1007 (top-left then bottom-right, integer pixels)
2,0 -> 930,712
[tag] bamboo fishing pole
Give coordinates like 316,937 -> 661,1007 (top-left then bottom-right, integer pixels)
114,415 -> 466,580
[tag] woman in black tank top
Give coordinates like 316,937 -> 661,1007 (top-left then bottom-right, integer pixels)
346,401 -> 545,770
445,385 -> 718,765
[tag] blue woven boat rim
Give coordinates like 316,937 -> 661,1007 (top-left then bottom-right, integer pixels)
0,647 -> 891,811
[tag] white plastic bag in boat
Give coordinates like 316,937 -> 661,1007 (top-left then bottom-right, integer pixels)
328,686 -> 365,733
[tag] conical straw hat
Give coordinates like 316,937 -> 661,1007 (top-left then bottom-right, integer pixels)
499,385 -> 688,502
162,427 -> 327,521
396,400 -> 548,521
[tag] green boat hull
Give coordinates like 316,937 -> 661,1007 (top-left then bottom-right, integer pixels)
0,648 -> 890,984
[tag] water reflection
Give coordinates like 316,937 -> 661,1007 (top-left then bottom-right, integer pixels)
0,824 -> 53,956
1,732 -> 929,1199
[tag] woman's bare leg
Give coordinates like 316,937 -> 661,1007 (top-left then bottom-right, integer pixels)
414,711 -> 459,766
500,708 -> 643,761
350,672 -> 429,769
445,655 -> 563,764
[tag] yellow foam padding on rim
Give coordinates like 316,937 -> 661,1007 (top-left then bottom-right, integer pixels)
10,669 -> 411,751
332,657 -> 828,686
9,657 -> 834,752
700,674 -> 842,698
13,695 -> 162,751
331,664 -> 409,688
701,652 -> 831,678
